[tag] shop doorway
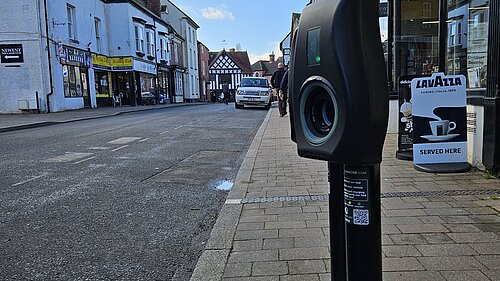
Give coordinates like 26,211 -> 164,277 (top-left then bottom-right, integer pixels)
112,72 -> 134,105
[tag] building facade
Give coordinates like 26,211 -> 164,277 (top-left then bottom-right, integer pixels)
197,41 -> 210,102
0,0 -> 185,113
208,49 -> 253,101
160,0 -> 200,102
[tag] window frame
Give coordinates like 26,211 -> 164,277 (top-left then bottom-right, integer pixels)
67,4 -> 77,40
94,17 -> 101,53
134,25 -> 145,54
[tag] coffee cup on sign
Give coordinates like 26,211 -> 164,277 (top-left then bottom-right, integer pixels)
429,120 -> 456,136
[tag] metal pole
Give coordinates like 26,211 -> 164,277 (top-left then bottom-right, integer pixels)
328,162 -> 346,281
36,91 -> 41,114
438,0 -> 447,72
344,164 -> 382,281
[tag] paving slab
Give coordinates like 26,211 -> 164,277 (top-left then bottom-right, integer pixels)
191,107 -> 500,280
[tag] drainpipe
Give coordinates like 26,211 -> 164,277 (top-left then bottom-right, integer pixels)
43,0 -> 54,113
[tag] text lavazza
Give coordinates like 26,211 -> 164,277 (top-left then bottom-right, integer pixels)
416,76 -> 462,89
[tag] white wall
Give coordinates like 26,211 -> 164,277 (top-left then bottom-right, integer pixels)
0,0 -> 47,113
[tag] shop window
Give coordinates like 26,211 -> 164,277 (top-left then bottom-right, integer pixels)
446,1 -> 489,88
395,0 -> 440,78
67,4 -> 77,40
63,65 -> 87,98
94,71 -> 110,98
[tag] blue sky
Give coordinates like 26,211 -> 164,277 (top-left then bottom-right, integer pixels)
175,1 -> 310,63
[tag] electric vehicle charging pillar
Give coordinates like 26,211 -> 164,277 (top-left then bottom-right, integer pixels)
289,1 -> 388,280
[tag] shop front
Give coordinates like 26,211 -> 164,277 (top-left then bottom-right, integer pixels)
133,58 -> 157,105
60,46 -> 91,108
386,0 -> 500,171
92,54 -> 113,107
157,66 -> 170,104
111,57 -> 134,106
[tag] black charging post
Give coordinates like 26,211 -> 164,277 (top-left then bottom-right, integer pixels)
288,1 -> 388,280
343,165 -> 382,280
328,162 -> 346,281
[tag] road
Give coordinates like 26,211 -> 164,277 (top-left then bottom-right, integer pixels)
0,103 -> 268,280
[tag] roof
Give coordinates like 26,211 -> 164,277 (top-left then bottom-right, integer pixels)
251,57 -> 284,76
209,50 -> 253,74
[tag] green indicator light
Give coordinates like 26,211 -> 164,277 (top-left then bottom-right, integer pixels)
315,56 -> 321,63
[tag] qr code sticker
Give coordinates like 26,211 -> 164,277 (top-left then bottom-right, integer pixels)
353,209 -> 369,225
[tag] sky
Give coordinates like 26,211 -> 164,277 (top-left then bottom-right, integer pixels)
174,1 -> 310,64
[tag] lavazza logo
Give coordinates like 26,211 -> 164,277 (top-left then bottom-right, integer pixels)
416,75 -> 462,89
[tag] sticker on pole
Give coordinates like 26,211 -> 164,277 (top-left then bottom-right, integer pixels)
411,73 -> 467,164
344,166 -> 370,226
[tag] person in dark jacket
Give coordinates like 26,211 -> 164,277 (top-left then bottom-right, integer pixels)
279,69 -> 289,117
222,80 -> 230,104
271,63 -> 286,104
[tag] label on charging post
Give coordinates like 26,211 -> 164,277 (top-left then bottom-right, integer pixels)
344,166 -> 370,226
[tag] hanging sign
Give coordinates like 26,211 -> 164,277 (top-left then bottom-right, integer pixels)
412,73 -> 467,165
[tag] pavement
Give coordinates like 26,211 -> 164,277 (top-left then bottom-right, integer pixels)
1,104 -> 499,280
0,102 -> 202,133
191,107 -> 500,281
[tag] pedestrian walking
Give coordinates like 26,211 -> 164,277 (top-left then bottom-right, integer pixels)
222,80 -> 230,105
271,63 -> 286,107
279,69 -> 289,117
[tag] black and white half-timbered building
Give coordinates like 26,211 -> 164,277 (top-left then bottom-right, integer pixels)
208,48 -> 253,99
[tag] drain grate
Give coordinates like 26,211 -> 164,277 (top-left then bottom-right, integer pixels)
241,189 -> 499,204
381,189 -> 499,198
242,195 -> 328,204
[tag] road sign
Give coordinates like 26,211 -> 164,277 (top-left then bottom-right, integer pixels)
0,44 -> 24,63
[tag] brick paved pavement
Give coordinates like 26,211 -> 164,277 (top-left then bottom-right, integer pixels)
192,106 -> 500,281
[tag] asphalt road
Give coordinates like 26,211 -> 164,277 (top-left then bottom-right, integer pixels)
0,103 -> 268,280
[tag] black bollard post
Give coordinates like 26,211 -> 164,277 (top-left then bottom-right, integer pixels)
328,162 -> 346,280
343,165 -> 382,281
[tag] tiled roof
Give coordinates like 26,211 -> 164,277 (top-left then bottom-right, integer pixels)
251,57 -> 283,76
208,50 -> 253,74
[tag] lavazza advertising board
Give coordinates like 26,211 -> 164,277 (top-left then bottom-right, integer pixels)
411,73 -> 467,165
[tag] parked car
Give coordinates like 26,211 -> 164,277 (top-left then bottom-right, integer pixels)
235,77 -> 272,109
141,92 -> 156,105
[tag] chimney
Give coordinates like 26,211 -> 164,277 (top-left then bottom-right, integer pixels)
229,48 -> 236,52
269,52 -> 275,62
144,0 -> 161,17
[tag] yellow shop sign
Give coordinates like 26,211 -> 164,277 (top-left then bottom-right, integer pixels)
92,54 -> 111,70
111,57 -> 133,70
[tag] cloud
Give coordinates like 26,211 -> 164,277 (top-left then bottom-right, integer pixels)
200,6 -> 234,21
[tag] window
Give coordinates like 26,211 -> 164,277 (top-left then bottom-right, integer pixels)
189,48 -> 192,68
146,31 -> 154,57
446,1 -> 490,88
188,27 -> 192,43
94,18 -> 101,52
67,4 -> 77,39
135,25 -> 144,53
422,2 -> 431,18
159,38 -> 165,60
63,65 -> 87,98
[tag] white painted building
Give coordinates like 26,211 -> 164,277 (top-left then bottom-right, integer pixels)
0,0 -> 179,113
160,0 -> 200,102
